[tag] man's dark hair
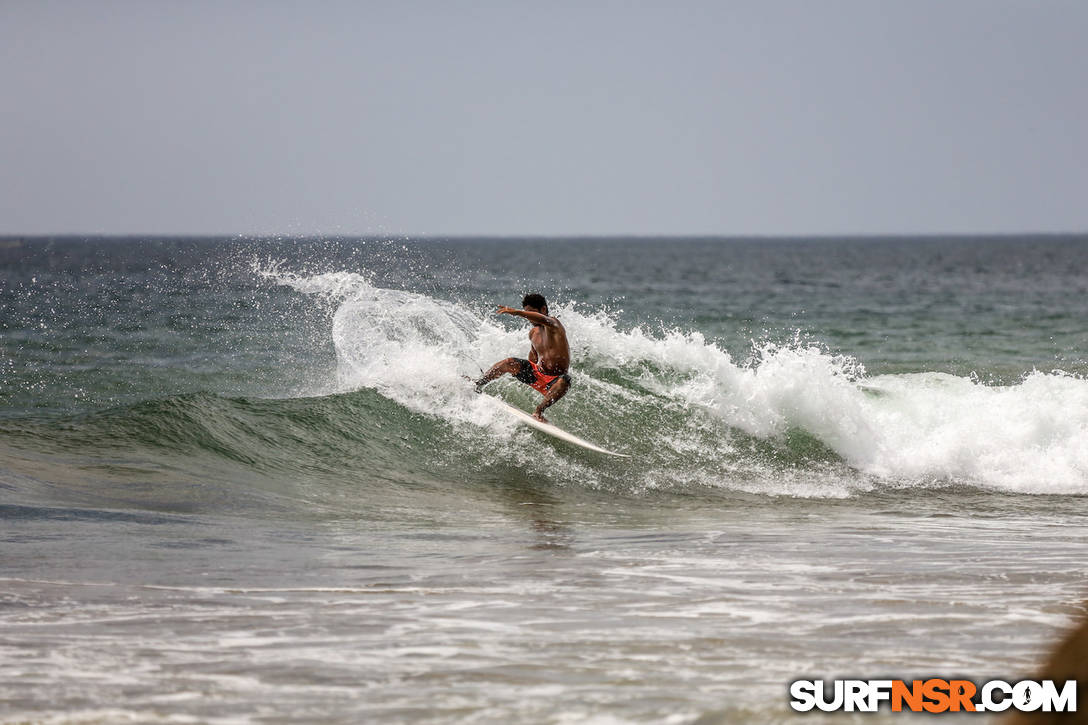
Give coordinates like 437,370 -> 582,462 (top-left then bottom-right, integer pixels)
522,293 -> 547,310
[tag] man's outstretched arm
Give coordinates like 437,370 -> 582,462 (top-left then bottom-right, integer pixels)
496,306 -> 558,327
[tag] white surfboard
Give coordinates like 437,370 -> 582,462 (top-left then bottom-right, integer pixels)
490,398 -> 630,458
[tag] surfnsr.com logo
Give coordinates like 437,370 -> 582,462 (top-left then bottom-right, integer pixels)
789,679 -> 1077,713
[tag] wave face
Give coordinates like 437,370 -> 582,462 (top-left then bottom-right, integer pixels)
3,237 -> 1087,506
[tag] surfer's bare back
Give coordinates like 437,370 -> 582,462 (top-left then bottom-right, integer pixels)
475,293 -> 571,423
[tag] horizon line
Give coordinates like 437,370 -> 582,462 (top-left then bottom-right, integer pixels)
3,230 -> 1088,242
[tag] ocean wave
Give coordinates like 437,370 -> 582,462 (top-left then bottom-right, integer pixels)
273,267 -> 1088,496
4,268 -> 1085,500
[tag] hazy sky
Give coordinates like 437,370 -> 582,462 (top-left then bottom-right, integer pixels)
2,1 -> 1086,236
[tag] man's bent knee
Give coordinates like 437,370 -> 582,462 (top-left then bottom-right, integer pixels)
493,357 -> 522,375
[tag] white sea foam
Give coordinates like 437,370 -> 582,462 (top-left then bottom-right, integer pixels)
269,269 -> 1088,495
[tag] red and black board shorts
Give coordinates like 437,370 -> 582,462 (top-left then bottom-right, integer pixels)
513,359 -> 571,396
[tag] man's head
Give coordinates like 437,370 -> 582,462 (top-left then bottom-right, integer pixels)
522,293 -> 548,314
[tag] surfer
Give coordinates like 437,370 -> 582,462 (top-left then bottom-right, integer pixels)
475,293 -> 571,422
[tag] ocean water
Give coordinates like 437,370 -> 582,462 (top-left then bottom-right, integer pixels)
1,236 -> 1086,723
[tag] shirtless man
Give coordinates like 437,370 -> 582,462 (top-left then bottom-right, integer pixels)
475,293 -> 571,422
